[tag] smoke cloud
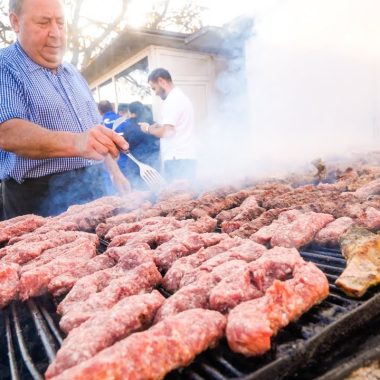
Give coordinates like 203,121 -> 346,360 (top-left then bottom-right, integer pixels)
197,0 -> 380,183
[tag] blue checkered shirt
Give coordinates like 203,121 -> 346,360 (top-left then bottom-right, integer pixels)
0,41 -> 101,183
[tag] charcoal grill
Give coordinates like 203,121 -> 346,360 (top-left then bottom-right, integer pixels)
1,245 -> 380,380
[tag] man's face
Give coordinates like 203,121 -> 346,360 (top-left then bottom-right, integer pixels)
149,78 -> 168,100
10,0 -> 67,70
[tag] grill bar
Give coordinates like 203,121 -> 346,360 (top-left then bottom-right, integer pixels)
312,263 -> 342,274
4,311 -> 19,380
199,363 -> 228,379
38,304 -> 63,345
27,300 -> 58,363
326,293 -> 353,305
213,356 -> 244,377
300,252 -> 346,266
315,320 -> 380,380
11,303 -> 43,380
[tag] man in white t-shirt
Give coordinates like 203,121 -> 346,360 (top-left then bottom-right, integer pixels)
139,68 -> 197,182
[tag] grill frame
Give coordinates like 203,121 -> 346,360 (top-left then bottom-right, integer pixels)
1,245 -> 380,380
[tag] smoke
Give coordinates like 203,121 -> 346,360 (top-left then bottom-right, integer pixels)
196,0 -> 380,184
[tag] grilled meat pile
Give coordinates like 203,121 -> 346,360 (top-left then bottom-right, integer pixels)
1,163 -> 380,379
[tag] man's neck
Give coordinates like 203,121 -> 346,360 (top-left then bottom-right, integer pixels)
165,84 -> 175,97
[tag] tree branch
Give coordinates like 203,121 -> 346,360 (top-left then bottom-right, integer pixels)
81,0 -> 130,68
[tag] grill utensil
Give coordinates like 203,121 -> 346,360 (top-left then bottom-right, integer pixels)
120,149 -> 166,191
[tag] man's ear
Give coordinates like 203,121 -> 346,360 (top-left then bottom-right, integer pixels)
9,13 -> 20,33
158,77 -> 166,88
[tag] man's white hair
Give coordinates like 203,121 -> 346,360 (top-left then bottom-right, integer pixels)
9,0 -> 24,14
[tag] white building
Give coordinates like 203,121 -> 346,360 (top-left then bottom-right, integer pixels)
82,18 -> 253,132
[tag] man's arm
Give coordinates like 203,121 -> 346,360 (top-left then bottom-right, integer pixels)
104,155 -> 131,194
139,122 -> 175,138
0,119 -> 129,160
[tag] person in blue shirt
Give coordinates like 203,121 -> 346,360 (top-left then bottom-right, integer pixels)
112,102 -> 129,134
117,103 -> 129,117
121,101 -> 160,190
97,100 -> 125,195
98,100 -> 120,130
0,0 -> 130,218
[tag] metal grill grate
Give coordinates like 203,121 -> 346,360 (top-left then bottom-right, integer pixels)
1,245 -> 380,380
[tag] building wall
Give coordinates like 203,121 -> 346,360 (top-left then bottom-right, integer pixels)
148,46 -> 218,131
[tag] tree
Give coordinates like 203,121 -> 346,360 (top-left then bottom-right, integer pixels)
0,0 -> 204,69
0,2 -> 13,45
147,0 -> 204,32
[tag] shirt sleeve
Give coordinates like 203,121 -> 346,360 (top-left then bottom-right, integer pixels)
0,63 -> 29,124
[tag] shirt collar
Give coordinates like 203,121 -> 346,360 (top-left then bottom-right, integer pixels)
15,41 -> 72,75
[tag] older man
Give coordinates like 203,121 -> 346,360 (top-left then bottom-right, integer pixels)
0,0 -> 129,218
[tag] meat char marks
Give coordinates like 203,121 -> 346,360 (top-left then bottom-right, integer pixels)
16,194 -> 143,237
270,211 -> 333,248
104,216 -> 182,241
0,231 -> 98,265
0,233 -> 99,307
190,188 -> 252,219
107,216 -> 216,248
18,238 -> 98,300
0,262 -> 20,308
356,207 -> 380,230
216,182 -> 292,230
314,217 -> 355,246
57,244 -> 154,316
251,210 -> 333,248
59,262 -> 162,333
48,254 -> 116,297
336,227 -> 380,297
49,309 -> 226,380
216,195 -> 264,225
95,200 -> 155,237
179,239 -> 267,288
354,179 -> 380,200
227,208 -> 287,237
162,237 -> 246,292
46,291 -> 165,378
261,185 -> 353,216
153,231 -> 225,272
209,247 -> 303,313
0,214 -> 46,244
226,260 -> 329,356
154,260 -> 248,323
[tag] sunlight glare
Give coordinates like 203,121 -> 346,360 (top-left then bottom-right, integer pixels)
79,0 -> 122,23
127,0 -> 155,28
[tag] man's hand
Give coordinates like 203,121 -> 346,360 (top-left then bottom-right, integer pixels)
74,125 -> 129,160
0,120 -> 129,160
139,122 -> 175,138
139,122 -> 150,134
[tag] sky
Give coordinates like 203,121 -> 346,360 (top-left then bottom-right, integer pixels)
195,0 -> 249,26
77,0 -> 248,29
